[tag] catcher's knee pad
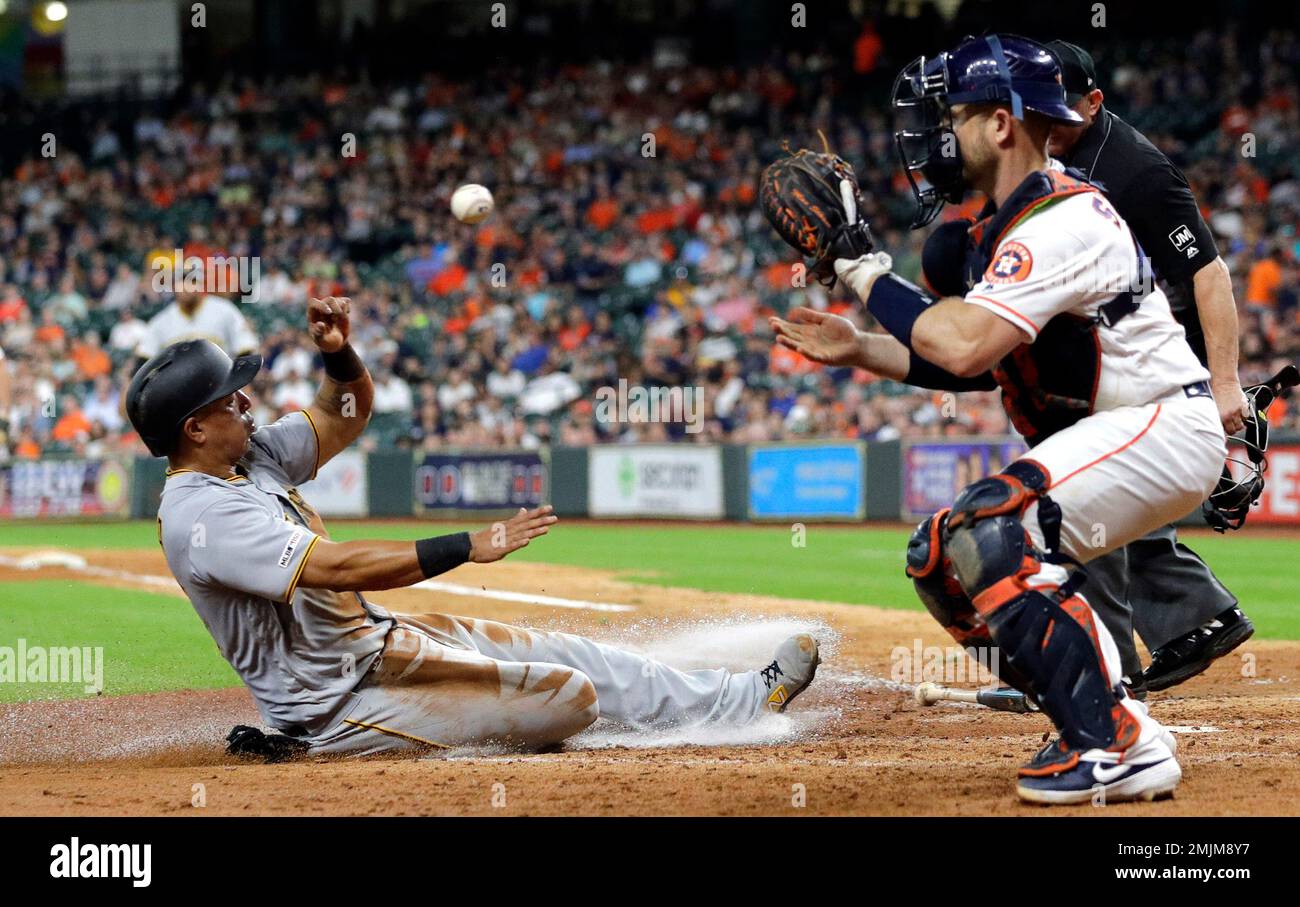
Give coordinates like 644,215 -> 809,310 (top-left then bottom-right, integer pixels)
906,509 -> 973,635
906,507 -> 1034,697
943,460 -> 1059,604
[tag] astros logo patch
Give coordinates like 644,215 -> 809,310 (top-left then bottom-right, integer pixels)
985,241 -> 1033,284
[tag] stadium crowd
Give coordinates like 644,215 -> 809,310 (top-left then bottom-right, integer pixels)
0,26 -> 1298,462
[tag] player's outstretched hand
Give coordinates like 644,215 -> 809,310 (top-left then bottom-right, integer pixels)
768,307 -> 861,367
469,505 -> 558,564
308,296 -> 352,353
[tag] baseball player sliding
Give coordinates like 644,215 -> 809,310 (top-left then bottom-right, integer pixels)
762,35 -> 1224,804
124,298 -> 819,756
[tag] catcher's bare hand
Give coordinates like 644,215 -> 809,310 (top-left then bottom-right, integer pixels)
308,296 -> 352,353
1211,377 -> 1250,435
469,506 -> 558,563
769,307 -> 861,367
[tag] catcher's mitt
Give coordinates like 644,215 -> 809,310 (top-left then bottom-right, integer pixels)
759,148 -> 875,286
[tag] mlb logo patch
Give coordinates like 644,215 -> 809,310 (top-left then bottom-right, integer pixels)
985,241 -> 1033,284
278,529 -> 305,568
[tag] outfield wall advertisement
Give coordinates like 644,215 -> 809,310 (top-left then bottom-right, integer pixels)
902,438 -> 1030,520
588,445 -> 723,518
748,443 -> 864,519
416,451 -> 547,511
0,459 -> 130,518
298,450 -> 368,517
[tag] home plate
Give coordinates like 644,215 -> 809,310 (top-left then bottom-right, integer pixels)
1166,725 -> 1222,733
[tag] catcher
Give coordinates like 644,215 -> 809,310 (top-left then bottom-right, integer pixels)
761,34 -> 1226,804
125,297 -> 819,757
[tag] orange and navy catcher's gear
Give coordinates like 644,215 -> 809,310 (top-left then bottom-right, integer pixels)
916,461 -> 1139,756
891,34 -> 1084,228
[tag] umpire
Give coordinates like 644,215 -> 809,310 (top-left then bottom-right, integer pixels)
1046,40 -> 1254,692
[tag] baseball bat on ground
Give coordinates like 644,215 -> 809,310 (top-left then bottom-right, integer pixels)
913,682 -> 1037,713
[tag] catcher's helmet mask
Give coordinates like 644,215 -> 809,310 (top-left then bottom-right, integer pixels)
1203,364 -> 1300,532
892,34 -> 1084,228
126,339 -> 263,458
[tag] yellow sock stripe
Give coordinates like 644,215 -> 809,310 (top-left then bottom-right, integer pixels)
282,535 -> 320,602
342,718 -> 451,749
300,409 -> 322,480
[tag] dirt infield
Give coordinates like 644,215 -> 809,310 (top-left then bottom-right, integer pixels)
1,548 -> 1298,816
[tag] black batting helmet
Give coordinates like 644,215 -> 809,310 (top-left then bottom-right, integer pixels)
125,339 -> 262,457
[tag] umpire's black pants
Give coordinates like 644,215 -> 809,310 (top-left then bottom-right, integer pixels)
1080,523 -> 1237,679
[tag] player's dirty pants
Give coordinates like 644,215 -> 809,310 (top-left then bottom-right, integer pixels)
307,613 -> 767,755
1003,393 -> 1224,739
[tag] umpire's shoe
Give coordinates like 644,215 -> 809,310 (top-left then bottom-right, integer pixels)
759,634 -> 820,713
1140,607 -> 1255,692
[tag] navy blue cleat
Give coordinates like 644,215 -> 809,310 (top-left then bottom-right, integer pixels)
1017,752 -> 1181,805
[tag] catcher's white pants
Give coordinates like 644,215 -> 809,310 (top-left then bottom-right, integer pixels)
1020,393 -> 1226,568
1014,393 -> 1225,760
309,612 -> 767,755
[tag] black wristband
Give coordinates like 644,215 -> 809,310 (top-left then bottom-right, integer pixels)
321,345 -> 366,383
415,532 -> 472,578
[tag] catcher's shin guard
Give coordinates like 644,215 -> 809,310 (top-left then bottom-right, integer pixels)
941,465 -> 1137,753
906,507 -> 1035,698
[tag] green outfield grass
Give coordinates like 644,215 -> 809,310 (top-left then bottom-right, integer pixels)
0,519 -> 1296,701
0,579 -> 238,702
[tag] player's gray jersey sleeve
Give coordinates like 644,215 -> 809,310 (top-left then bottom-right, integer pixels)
189,497 -> 320,603
248,410 -> 322,485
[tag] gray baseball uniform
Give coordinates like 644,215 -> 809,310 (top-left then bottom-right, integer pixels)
158,410 -> 389,735
158,412 -> 772,752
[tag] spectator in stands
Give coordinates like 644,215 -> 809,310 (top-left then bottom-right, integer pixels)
102,264 -> 142,311
82,376 -> 124,435
0,33 -> 1294,458
51,395 -> 93,446
70,332 -> 112,381
47,273 -> 89,326
108,307 -> 149,355
13,424 -> 40,460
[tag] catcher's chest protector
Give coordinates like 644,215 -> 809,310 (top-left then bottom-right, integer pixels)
966,171 -> 1130,446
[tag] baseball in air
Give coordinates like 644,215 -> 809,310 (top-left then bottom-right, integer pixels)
450,184 -> 494,224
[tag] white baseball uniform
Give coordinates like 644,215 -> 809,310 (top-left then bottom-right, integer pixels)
963,185 -> 1227,717
138,295 -> 259,359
